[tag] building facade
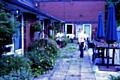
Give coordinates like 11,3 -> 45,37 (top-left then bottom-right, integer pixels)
1,0 -> 63,55
37,0 -> 105,40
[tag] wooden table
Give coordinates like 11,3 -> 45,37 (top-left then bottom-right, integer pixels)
95,42 -> 120,68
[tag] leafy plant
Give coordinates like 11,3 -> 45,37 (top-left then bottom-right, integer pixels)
61,37 -> 69,48
54,23 -> 62,32
49,25 -> 55,30
26,38 -> 60,77
0,68 -> 33,80
30,22 -> 42,32
109,75 -> 120,80
26,49 -> 54,77
0,55 -> 31,76
28,38 -> 59,56
0,3 -> 19,56
48,34 -> 55,40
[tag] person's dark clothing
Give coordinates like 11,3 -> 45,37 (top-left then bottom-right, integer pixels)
79,42 -> 84,58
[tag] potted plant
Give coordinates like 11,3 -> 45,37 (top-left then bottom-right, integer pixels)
31,22 -> 42,32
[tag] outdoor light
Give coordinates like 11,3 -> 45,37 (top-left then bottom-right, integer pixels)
35,2 -> 38,7
16,9 -> 19,14
15,9 -> 20,18
35,0 -> 40,7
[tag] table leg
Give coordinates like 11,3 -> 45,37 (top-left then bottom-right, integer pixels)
102,48 -> 105,64
112,48 -> 115,65
106,48 -> 109,68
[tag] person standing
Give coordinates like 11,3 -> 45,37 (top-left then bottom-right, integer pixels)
84,31 -> 89,41
78,28 -> 85,58
84,31 -> 89,49
56,30 -> 64,48
70,34 -> 75,43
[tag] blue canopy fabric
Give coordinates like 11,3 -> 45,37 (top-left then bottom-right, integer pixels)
96,12 -> 105,39
105,4 -> 118,43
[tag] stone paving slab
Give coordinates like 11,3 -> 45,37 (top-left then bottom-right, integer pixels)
33,43 -> 120,80
33,43 -> 96,80
81,62 -> 92,67
69,66 -> 80,70
81,68 -> 93,73
67,70 -> 80,76
88,48 -> 120,80
65,76 -> 80,80
81,72 -> 95,79
49,77 -> 65,80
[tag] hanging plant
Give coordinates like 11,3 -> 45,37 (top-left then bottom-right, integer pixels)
31,22 -> 42,32
49,25 -> 55,30
54,23 -> 61,32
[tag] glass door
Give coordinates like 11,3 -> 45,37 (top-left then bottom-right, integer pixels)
76,24 -> 83,38
83,24 -> 91,40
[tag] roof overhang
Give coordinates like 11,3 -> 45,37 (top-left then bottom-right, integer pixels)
1,0 -> 64,22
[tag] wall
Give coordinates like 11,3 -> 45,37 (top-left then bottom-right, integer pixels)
38,1 -> 105,23
24,13 -> 36,52
38,1 -> 105,40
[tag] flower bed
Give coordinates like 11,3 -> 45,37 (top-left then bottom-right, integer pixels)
27,38 -> 60,77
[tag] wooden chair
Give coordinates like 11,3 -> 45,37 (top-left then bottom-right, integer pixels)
92,44 -> 104,63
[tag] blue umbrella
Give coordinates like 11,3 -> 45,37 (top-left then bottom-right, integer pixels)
105,4 -> 118,43
105,4 -> 118,68
96,12 -> 105,40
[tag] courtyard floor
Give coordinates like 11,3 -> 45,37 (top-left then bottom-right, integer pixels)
33,43 -> 120,80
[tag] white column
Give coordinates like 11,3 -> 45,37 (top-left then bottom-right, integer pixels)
51,20 -> 54,36
10,11 -> 15,53
42,19 -> 45,38
10,11 -> 14,21
21,13 -> 24,55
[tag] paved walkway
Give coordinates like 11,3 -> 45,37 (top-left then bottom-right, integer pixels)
33,43 -> 120,80
88,48 -> 120,80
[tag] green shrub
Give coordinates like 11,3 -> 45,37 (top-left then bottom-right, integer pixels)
30,22 -> 42,32
26,49 -> 55,77
26,38 -> 60,77
0,4 -> 20,57
47,38 -> 60,57
61,37 -> 69,48
0,55 -> 31,76
48,35 -> 55,40
109,75 -> 120,80
0,68 -> 33,80
28,38 -> 59,57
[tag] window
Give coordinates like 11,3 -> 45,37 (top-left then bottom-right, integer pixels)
14,16 -> 22,50
67,25 -> 72,34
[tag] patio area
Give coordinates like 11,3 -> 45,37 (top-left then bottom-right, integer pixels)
33,43 -> 120,80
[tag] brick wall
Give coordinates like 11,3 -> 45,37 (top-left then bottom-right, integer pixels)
24,13 -> 36,52
38,1 -> 105,23
38,1 -> 105,40
24,14 -> 51,52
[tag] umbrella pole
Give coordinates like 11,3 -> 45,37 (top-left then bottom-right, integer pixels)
118,45 -> 120,71
117,38 -> 120,71
107,43 -> 110,68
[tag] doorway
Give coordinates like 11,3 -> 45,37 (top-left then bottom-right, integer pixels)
65,24 -> 74,37
76,24 -> 91,40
